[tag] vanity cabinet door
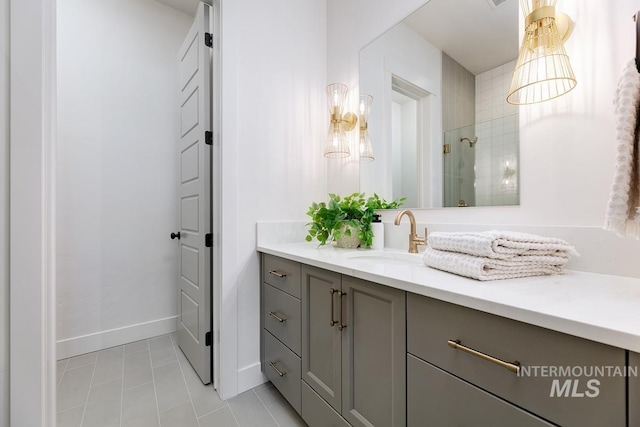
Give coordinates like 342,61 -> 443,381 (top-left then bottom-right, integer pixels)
302,265 -> 343,412
341,276 -> 406,427
630,351 -> 640,426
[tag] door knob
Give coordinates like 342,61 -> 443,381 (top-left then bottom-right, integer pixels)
170,232 -> 181,240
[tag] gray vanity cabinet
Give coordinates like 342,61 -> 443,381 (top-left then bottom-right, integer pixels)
301,265 -> 406,427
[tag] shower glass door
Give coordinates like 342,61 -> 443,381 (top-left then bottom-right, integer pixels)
443,124 -> 476,207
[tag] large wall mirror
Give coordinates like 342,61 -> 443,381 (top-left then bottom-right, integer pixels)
359,0 -> 520,208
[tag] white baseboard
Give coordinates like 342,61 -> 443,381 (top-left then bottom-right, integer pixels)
237,362 -> 267,394
56,316 -> 178,360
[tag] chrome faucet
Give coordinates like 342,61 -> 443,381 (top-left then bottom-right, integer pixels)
393,210 -> 427,253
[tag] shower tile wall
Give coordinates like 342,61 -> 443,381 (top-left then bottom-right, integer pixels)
442,53 -> 476,207
474,60 -> 519,206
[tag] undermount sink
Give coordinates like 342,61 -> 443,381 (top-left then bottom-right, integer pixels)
343,250 -> 424,265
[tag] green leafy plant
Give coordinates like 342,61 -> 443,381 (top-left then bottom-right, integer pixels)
305,193 -> 405,247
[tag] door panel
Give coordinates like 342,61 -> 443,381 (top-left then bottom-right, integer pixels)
176,2 -> 212,384
341,276 -> 406,427
180,141 -> 199,183
302,265 -> 342,412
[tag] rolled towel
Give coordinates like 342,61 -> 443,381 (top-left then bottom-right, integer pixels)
427,230 -> 578,260
423,247 -> 568,281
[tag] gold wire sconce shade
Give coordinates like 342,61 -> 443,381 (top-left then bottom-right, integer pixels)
358,94 -> 374,162
507,0 -> 576,105
324,83 -> 358,158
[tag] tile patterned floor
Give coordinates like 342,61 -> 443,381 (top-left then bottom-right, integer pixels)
56,333 -> 307,427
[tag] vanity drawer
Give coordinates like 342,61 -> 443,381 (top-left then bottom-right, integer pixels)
264,283 -> 301,356
263,254 -> 301,298
407,293 -> 625,427
263,329 -> 301,415
301,380 -> 350,427
408,354 -> 553,427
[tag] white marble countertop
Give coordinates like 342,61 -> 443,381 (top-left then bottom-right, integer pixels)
257,242 -> 640,353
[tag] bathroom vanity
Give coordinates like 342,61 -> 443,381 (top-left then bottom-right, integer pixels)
258,243 -> 640,427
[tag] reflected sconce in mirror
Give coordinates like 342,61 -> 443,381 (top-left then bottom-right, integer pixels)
324,83 -> 358,158
507,0 -> 576,105
358,94 -> 374,162
501,160 -> 517,190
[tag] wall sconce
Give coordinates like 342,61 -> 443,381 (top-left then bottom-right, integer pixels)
506,0 -> 576,105
324,83 -> 357,158
358,94 -> 374,162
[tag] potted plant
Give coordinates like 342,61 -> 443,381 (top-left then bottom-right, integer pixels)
305,193 -> 405,248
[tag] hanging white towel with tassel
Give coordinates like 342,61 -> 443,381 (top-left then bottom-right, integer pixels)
604,60 -> 640,237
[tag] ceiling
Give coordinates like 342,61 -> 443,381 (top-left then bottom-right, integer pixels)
154,0 -> 201,16
403,0 -> 519,75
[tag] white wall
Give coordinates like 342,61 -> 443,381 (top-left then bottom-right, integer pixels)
329,0 -> 640,274
0,0 -> 8,422
219,0 -> 327,397
56,0 -> 192,357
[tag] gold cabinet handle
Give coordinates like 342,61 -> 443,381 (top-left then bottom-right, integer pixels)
268,270 -> 286,278
330,288 -> 337,326
447,340 -> 520,374
268,311 -> 286,323
338,291 -> 347,331
269,361 -> 286,377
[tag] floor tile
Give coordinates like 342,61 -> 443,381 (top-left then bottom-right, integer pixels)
82,379 -> 122,427
154,361 -> 190,413
255,384 -> 306,427
57,364 -> 95,411
91,346 -> 124,386
66,352 -> 97,370
198,406 -> 239,427
56,338 -> 305,427
57,358 -> 69,386
149,335 -> 177,368
57,404 -> 85,427
123,348 -> 153,390
228,389 -> 278,427
176,347 -> 225,417
124,339 -> 149,354
159,401 -> 199,427
121,383 -> 159,427
252,381 -> 272,392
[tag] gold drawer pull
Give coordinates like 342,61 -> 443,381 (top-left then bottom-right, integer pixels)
330,288 -> 337,326
268,311 -> 286,323
338,291 -> 347,331
269,361 -> 286,377
268,270 -> 286,278
447,340 -> 520,374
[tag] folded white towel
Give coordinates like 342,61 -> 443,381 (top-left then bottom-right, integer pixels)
604,59 -> 640,237
427,230 -> 578,260
423,247 -> 567,281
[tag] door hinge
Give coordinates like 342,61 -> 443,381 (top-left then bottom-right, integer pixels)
205,331 -> 212,346
205,131 -> 213,146
205,233 -> 212,248
205,33 -> 213,48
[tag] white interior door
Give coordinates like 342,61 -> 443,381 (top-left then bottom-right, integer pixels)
175,2 -> 212,385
